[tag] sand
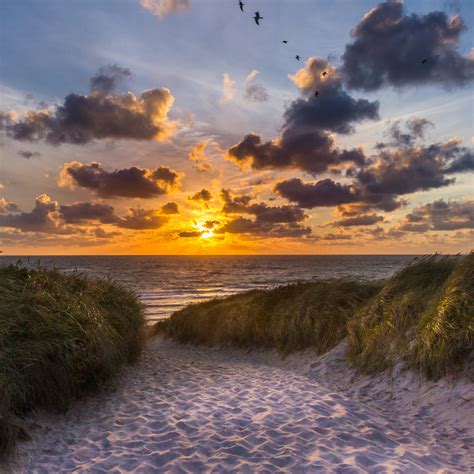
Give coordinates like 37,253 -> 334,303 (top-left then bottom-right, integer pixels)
10,338 -> 474,473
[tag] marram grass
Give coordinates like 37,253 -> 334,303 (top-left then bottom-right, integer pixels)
157,254 -> 473,381
0,264 -> 145,460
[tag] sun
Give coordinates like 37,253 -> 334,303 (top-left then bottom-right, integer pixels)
196,221 -> 215,239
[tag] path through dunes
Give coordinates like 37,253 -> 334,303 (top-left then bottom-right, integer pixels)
15,340 -> 472,472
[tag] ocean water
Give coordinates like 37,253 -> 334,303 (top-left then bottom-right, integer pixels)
0,255 -> 416,322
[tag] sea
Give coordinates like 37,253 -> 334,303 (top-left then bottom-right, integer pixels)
0,255 -> 417,323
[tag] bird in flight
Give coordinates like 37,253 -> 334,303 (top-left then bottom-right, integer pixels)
254,11 -> 262,25
295,55 -> 300,61
421,59 -> 427,64
239,1 -> 244,12
322,71 -> 327,76
282,40 -> 288,44
315,91 -> 319,97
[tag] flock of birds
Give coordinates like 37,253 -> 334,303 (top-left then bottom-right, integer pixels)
237,2 -> 429,98
237,1 -> 326,97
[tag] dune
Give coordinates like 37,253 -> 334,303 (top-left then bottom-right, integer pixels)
11,337 -> 473,472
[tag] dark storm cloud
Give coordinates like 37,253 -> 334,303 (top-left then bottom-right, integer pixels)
330,213 -> 384,227
274,179 -> 357,208
218,217 -> 312,238
89,65 -> 132,95
116,208 -> 169,230
0,69 -> 174,145
443,150 -> 474,173
17,149 -> 41,159
216,189 -> 311,239
0,194 -> 61,232
59,202 -> 118,224
227,130 -> 366,175
189,189 -> 213,202
275,133 -> 472,212
342,0 -> 474,90
227,57 -> 378,175
161,202 -> 180,214
60,161 -> 180,198
399,199 -> 474,232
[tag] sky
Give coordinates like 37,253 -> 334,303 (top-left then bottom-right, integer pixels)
0,0 -> 473,255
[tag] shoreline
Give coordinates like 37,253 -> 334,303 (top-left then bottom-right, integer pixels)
10,337 -> 474,472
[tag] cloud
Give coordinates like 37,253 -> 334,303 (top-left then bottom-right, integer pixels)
59,202 -> 118,224
0,197 -> 19,214
59,161 -> 180,198
274,178 -> 357,208
377,118 -> 434,148
116,208 -> 169,230
342,0 -> 474,90
0,69 -> 175,145
330,213 -> 384,227
287,57 -> 379,134
0,195 -> 175,234
244,70 -> 269,103
216,188 -> 311,238
220,73 -> 236,104
89,65 -> 131,95
17,149 -> 41,159
227,130 -> 366,175
161,201 -> 179,214
189,188 -> 212,203
398,199 -> 474,232
0,194 -> 62,232
188,141 -> 213,173
140,0 -> 189,18
276,132 -> 473,212
179,230 -> 203,238
227,57 -> 377,175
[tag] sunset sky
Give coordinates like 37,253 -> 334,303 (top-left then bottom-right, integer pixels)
0,0 -> 473,255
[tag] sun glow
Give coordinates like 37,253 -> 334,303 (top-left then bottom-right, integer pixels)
196,221 -> 215,239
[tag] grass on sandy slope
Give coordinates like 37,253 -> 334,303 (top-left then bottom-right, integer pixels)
0,264 -> 145,459
347,254 -> 474,380
157,254 -> 473,381
156,280 -> 381,354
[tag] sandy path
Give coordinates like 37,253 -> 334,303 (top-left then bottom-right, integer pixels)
13,339 -> 472,473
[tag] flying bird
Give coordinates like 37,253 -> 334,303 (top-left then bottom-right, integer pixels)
254,11 -> 262,25
295,55 -> 300,61
282,40 -> 288,44
322,71 -> 327,76
421,59 -> 427,64
315,90 -> 319,97
239,1 -> 244,12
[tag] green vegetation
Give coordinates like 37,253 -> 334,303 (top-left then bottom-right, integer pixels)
156,280 -> 380,354
157,254 -> 473,381
0,264 -> 145,459
348,254 -> 474,380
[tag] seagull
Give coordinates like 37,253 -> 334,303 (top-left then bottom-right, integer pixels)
254,11 -> 262,25
295,55 -> 300,61
322,71 -> 327,76
315,90 -> 319,97
421,59 -> 427,64
239,1 -> 244,12
282,40 -> 288,44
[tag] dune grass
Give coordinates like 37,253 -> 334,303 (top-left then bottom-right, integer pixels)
157,254 -> 473,381
348,254 -> 474,380
156,280 -> 381,354
0,264 -> 145,460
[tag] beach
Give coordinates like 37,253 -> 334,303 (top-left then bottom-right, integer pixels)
14,338 -> 473,473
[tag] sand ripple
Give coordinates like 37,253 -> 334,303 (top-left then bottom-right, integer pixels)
14,339 -> 473,473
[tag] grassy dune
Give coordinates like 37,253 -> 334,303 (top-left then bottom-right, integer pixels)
157,254 -> 474,380
0,264 -> 145,459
